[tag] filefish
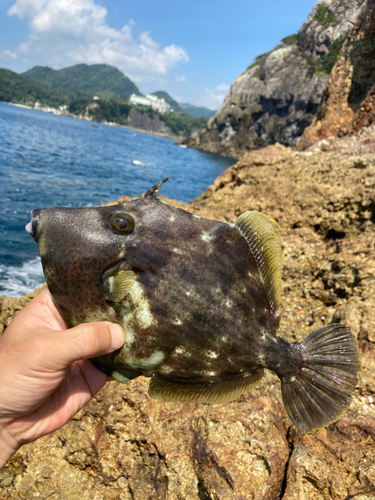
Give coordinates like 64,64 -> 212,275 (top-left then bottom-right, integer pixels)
26,178 -> 361,434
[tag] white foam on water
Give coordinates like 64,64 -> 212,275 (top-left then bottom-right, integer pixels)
0,257 -> 45,298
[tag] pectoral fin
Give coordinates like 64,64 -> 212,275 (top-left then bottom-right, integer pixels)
148,370 -> 264,404
103,270 -> 135,302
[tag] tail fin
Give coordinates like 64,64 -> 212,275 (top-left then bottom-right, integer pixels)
281,324 -> 361,434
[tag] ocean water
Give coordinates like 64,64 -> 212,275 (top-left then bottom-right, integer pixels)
0,102 -> 235,297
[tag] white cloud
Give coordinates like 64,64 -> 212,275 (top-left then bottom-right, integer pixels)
197,83 -> 230,110
6,0 -> 189,83
174,75 -> 186,82
0,50 -> 18,60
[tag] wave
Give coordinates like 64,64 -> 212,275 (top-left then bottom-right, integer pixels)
0,257 -> 45,298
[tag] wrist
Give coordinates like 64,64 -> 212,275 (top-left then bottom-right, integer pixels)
0,424 -> 19,469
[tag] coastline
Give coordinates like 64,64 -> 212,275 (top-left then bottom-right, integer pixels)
4,101 -> 181,141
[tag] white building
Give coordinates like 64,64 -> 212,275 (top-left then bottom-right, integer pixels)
129,94 -> 171,114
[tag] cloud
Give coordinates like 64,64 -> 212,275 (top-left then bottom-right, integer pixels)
174,75 -> 186,82
6,0 -> 189,83
197,83 -> 230,110
0,50 -> 18,60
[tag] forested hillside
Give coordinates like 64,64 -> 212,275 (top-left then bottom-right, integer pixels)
22,64 -> 141,100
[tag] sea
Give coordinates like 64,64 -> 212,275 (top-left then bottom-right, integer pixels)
0,101 -> 235,297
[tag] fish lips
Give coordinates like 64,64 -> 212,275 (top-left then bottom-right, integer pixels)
25,208 -> 43,240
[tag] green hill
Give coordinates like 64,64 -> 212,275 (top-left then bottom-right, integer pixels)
0,65 -> 208,137
151,91 -> 215,119
179,103 -> 216,119
0,68 -> 65,107
151,91 -> 183,112
22,64 -> 141,100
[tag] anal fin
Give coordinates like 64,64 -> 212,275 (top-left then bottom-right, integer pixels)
148,370 -> 264,404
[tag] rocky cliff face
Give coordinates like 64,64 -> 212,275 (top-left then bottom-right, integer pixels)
183,0 -> 363,158
1,127 -> 375,499
126,109 -> 173,135
298,0 -> 375,149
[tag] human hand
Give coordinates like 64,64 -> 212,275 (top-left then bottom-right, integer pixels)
0,288 -> 125,468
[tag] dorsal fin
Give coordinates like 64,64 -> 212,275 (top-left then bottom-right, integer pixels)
235,211 -> 283,315
144,177 -> 171,200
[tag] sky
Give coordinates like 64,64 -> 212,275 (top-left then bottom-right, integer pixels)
0,0 -> 317,109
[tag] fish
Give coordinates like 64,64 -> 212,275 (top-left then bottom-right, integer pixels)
26,177 -> 361,434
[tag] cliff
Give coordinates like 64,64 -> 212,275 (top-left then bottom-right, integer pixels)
182,0 -> 363,158
298,0 -> 375,149
1,126 -> 375,499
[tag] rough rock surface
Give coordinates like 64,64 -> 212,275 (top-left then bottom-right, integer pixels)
298,0 -> 375,149
126,109 -> 173,135
2,131 -> 375,498
182,0 -> 363,158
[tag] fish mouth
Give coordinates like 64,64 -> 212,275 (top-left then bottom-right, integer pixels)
25,209 -> 41,240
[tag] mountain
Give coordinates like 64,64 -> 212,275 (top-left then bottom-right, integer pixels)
151,91 -> 215,118
151,91 -> 183,112
182,0 -> 364,157
0,68 -> 65,107
179,103 -> 216,119
22,64 -> 141,100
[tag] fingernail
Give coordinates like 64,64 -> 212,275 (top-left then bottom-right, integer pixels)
109,323 -> 126,349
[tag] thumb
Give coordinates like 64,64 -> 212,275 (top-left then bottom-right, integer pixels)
46,322 -> 126,369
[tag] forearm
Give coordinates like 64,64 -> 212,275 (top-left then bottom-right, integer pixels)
0,424 -> 19,469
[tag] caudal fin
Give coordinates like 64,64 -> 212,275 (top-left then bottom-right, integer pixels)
281,323 -> 361,434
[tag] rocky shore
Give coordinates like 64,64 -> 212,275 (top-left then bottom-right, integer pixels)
1,123 -> 375,499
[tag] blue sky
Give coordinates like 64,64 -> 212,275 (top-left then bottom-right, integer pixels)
0,0 -> 317,109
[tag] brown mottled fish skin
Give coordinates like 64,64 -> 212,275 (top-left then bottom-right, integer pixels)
27,178 -> 361,434
30,190 -> 278,382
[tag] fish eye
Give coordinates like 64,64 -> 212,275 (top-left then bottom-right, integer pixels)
110,213 -> 134,234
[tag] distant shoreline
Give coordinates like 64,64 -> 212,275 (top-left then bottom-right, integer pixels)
4,101 -> 181,141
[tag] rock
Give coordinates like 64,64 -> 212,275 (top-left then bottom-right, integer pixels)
181,0 -> 363,158
298,0 -> 375,149
2,132 -> 375,498
0,286 -> 45,335
126,109 -> 173,136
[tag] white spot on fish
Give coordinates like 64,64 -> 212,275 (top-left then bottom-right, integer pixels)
221,336 -> 228,342
127,351 -> 165,370
173,248 -> 181,254
207,371 -> 216,376
175,346 -> 191,357
225,300 -> 232,308
193,214 -> 201,219
201,232 -> 213,242
173,319 -> 182,325
186,291 -> 191,296
260,330 -> 267,341
206,351 -> 218,359
248,271 -> 252,277
170,215 -> 176,222
290,376 -> 296,382
122,281 -> 157,346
